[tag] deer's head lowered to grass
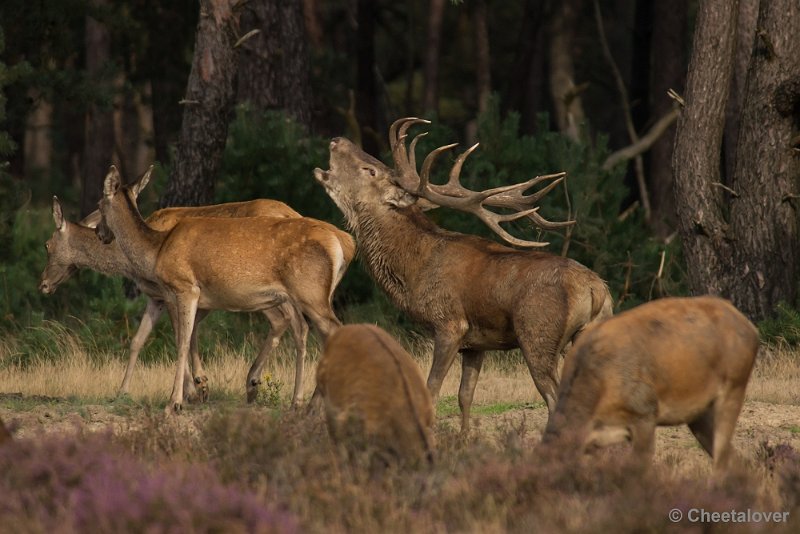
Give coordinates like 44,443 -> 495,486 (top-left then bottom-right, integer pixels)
315,118 -> 613,431
541,296 -> 759,474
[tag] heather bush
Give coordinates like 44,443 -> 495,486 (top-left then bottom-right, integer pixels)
0,430 -> 298,534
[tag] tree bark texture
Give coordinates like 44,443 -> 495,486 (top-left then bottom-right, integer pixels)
672,0 -> 739,299
472,0 -> 491,115
160,0 -> 239,208
81,0 -> 115,217
422,0 -> 446,115
726,0 -> 800,319
648,0 -> 687,236
548,0 -> 586,142
237,0 -> 313,130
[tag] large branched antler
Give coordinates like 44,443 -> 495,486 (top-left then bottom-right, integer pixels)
388,117 -> 575,248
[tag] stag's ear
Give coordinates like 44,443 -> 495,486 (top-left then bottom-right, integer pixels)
383,186 -> 417,208
52,196 -> 66,232
129,165 -> 154,200
103,166 -> 122,198
79,210 -> 102,229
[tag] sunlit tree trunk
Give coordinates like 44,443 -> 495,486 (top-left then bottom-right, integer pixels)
548,0 -> 585,141
160,0 -> 239,208
81,0 -> 115,217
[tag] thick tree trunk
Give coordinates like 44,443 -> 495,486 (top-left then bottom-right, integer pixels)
672,0 -> 739,298
81,0 -> 115,217
237,0 -> 313,130
648,0 -> 687,236
726,0 -> 800,319
422,0 -> 446,115
160,0 -> 239,208
548,0 -> 586,141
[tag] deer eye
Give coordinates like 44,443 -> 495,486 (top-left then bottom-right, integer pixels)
363,167 -> 376,177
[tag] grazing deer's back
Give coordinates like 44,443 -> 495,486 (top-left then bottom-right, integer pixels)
317,324 -> 435,461
146,199 -> 301,231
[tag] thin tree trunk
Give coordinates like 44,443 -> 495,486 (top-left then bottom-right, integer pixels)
549,0 -> 586,141
237,0 -> 313,130
472,0 -> 491,115
672,0 -> 739,298
422,0 -> 446,115
81,0 -> 115,217
356,0 -> 379,154
727,0 -> 800,319
159,0 -> 239,208
648,0 -> 687,236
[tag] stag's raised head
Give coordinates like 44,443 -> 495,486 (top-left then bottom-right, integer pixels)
96,166 -> 152,244
315,118 -> 574,248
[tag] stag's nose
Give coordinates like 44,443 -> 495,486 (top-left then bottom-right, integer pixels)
39,280 -> 50,294
330,138 -> 342,151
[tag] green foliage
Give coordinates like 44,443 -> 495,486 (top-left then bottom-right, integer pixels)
758,303 -> 800,346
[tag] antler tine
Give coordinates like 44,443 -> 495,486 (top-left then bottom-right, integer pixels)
408,132 -> 428,171
488,173 -> 567,206
474,211 -> 551,248
418,143 -> 459,193
447,143 -> 480,188
390,117 -> 429,174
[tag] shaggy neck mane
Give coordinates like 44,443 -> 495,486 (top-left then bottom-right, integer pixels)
348,202 -> 443,312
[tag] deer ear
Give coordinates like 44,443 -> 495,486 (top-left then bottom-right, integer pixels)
79,210 -> 102,229
103,166 -> 121,198
130,165 -> 154,199
52,196 -> 66,232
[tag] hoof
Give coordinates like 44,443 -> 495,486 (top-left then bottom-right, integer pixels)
165,402 -> 182,415
185,390 -> 201,404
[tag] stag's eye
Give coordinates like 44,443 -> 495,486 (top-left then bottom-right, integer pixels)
362,167 -> 376,177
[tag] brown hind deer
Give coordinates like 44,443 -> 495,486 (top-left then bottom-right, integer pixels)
541,296 -> 759,473
40,190 -> 313,404
314,118 -> 613,431
317,324 -> 435,464
97,166 -> 354,413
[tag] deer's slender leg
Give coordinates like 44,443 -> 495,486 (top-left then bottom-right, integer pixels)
165,289 -> 200,415
514,317 -> 562,413
119,297 -> 164,396
711,387 -> 747,473
458,350 -> 485,433
190,309 -> 209,402
287,305 -> 309,406
247,305 -> 291,403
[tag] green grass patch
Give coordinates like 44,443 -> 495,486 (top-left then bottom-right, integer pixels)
436,395 -> 544,417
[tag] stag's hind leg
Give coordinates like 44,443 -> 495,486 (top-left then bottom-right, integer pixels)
515,318 -> 563,413
458,350 -> 485,433
189,310 -> 210,402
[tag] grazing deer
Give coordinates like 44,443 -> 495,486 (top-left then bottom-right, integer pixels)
40,192 -> 311,404
317,324 -> 435,464
541,296 -> 759,473
97,166 -> 354,413
314,118 -> 613,431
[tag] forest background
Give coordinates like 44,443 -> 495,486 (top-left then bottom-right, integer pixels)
1,0 -> 799,363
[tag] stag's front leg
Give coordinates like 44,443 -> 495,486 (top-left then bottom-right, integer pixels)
119,297 -> 164,397
165,291 -> 200,415
189,310 -> 210,402
459,350 -> 485,433
426,321 -> 468,403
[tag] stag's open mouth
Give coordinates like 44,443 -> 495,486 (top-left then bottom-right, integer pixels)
313,168 -> 330,185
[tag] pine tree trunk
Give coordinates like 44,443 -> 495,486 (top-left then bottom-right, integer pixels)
81,0 -> 115,217
159,0 -> 239,208
648,0 -> 687,236
472,0 -> 491,115
727,0 -> 800,319
548,0 -> 585,141
672,0 -> 739,298
237,0 -> 313,130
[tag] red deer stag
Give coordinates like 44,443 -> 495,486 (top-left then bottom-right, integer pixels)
40,189 -> 314,405
97,166 -> 354,413
314,118 -> 612,431
542,296 -> 759,473
317,324 -> 435,464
